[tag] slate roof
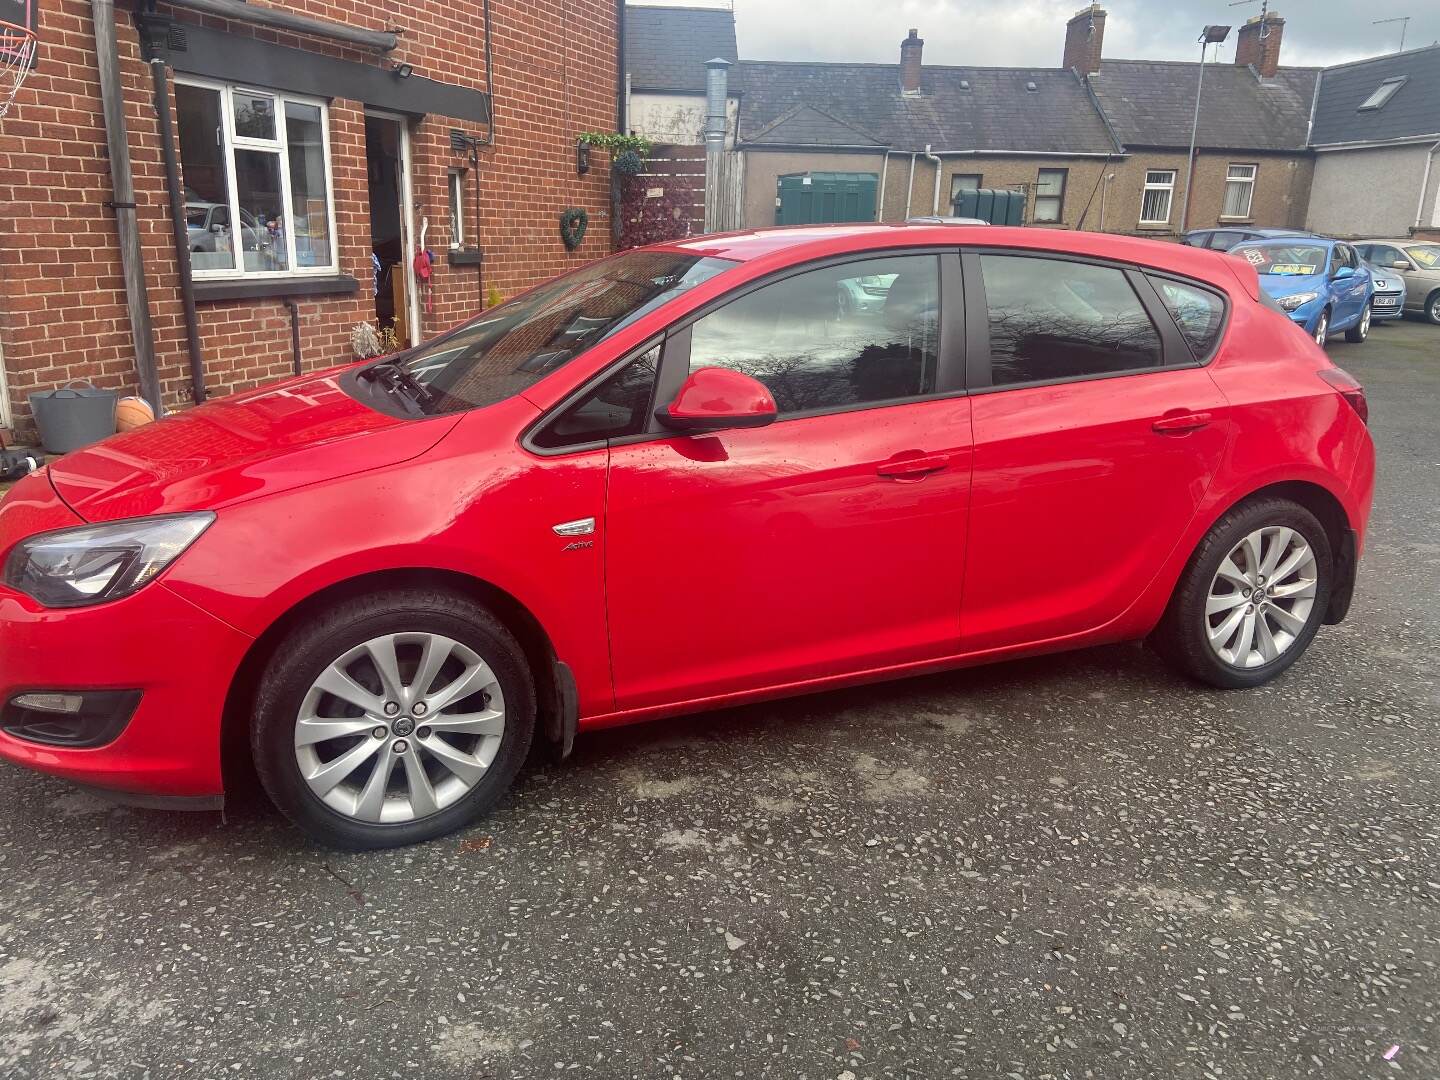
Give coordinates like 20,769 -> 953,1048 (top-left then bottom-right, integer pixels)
1087,60 -> 1318,151
624,4 -> 738,93
1309,45 -> 1440,147
735,61 -> 1118,154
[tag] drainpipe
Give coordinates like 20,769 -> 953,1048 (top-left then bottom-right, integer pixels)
1416,139 -> 1440,231
91,0 -> 163,414
703,58 -> 731,233
141,33 -> 206,404
904,152 -> 917,218
283,299 -> 302,376
924,143 -> 943,214
876,152 -> 890,222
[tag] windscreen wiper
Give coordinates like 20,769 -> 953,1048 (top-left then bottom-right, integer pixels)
359,358 -> 436,413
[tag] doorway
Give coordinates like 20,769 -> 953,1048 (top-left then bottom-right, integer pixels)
364,112 -> 420,348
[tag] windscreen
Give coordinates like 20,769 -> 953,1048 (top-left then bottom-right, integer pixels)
1406,244 -> 1440,269
1231,244 -> 1327,277
395,250 -> 736,415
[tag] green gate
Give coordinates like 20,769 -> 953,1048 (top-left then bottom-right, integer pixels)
775,172 -> 878,225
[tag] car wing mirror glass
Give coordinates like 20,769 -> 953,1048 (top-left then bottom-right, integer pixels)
656,367 -> 778,434
1332,266 -> 1354,280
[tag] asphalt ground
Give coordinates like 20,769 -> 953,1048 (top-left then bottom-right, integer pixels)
1,317 -> 1437,1079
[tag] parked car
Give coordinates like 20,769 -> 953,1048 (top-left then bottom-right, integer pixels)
1181,227 -> 1316,250
1228,237 -> 1375,346
0,225 -> 1375,849
1359,256 -> 1407,323
1353,240 -> 1440,324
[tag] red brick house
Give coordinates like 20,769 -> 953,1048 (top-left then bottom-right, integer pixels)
0,0 -> 622,441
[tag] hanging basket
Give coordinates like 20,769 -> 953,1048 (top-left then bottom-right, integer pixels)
559,207 -> 589,250
613,150 -> 645,176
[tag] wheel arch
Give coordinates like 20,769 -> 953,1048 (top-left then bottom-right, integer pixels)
220,567 -> 575,794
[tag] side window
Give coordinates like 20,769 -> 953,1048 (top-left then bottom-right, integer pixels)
979,255 -> 1163,386
687,255 -> 939,415
530,345 -> 660,449
1152,278 -> 1225,360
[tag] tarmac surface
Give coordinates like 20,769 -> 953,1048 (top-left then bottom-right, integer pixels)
0,318 -> 1437,1078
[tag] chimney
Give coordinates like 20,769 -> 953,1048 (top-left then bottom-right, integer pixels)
900,29 -> 924,96
1063,4 -> 1106,76
1235,11 -> 1284,77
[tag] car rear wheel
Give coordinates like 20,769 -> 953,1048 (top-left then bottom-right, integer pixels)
1345,304 -> 1371,343
1153,498 -> 1332,690
1426,290 -> 1440,326
1313,310 -> 1329,347
251,588 -> 535,849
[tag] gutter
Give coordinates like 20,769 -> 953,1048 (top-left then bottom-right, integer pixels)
920,148 -> 1128,158
1312,133 -> 1440,152
924,143 -> 942,214
162,0 -> 398,51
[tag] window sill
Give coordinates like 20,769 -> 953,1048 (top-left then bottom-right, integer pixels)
1137,222 -> 1173,230
193,274 -> 360,303
447,248 -> 484,267
1217,217 -> 1254,224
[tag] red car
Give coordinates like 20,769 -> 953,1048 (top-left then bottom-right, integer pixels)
0,225 -> 1375,848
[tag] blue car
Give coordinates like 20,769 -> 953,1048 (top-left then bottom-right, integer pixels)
1228,238 -> 1374,346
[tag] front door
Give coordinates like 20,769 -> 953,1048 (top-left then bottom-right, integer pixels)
605,252 -> 973,710
364,112 -> 421,348
959,252 -> 1230,651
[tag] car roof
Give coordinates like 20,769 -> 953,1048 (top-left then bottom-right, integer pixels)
1231,235 -> 1332,246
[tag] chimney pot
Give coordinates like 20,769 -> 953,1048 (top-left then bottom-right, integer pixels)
1234,11 -> 1284,77
1062,4 -> 1107,77
900,28 -> 925,95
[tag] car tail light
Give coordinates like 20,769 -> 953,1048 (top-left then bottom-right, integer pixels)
1317,368 -> 1368,425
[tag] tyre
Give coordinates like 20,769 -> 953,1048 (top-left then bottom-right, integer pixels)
252,588 -> 535,849
1426,290 -> 1440,326
1153,498 -> 1332,690
1344,303 -> 1371,343
1313,310 -> 1329,347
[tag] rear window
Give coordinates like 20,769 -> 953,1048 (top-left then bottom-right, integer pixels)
1152,278 -> 1225,358
394,250 -> 735,415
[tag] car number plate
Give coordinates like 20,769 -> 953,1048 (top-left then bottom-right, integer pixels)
1374,296 -> 1399,307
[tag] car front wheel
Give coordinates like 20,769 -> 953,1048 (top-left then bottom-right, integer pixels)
1427,290 -> 1440,326
252,588 -> 535,849
1153,498 -> 1332,690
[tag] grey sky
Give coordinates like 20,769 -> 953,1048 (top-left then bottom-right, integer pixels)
633,0 -> 1439,69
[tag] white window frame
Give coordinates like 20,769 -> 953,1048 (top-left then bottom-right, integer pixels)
1139,170 -> 1176,225
448,170 -> 466,249
175,75 -> 340,281
1221,163 -> 1257,221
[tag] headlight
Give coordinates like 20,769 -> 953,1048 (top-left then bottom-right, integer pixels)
3,513 -> 214,608
1276,291 -> 1319,312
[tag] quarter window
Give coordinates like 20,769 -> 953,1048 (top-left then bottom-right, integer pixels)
531,345 -> 661,449
175,79 -> 336,277
1152,279 -> 1225,359
1033,169 -> 1067,224
687,255 -> 940,415
979,255 -> 1162,386
1222,164 -> 1257,220
1140,170 -> 1176,224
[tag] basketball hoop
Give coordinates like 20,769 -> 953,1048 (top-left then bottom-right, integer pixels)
0,19 -> 36,119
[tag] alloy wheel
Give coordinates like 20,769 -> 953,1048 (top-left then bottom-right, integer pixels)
1429,294 -> 1440,325
1205,526 -> 1318,670
1358,305 -> 1371,338
293,633 -> 506,823
1314,313 -> 1328,347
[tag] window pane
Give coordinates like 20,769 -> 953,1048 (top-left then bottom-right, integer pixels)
1222,180 -> 1252,218
448,173 -> 464,247
1034,195 -> 1061,223
980,255 -> 1162,385
1154,279 -> 1225,358
235,149 -> 288,272
1140,187 -> 1171,222
285,101 -> 331,268
531,346 -> 661,448
1145,170 -> 1173,186
951,173 -> 981,196
1036,170 -> 1065,196
689,255 -> 939,414
176,84 -> 235,272
233,91 -> 276,139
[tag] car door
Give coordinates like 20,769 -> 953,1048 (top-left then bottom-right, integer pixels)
603,252 -> 974,710
958,251 -> 1231,652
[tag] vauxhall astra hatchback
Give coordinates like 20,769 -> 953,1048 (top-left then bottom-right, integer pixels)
0,225 -> 1375,848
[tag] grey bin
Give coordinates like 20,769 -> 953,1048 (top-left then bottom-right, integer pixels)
28,381 -> 119,455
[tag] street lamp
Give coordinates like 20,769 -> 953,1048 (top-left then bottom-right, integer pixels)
1180,24 -> 1231,232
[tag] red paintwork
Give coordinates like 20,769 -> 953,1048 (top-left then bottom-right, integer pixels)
661,367 -> 778,429
0,224 -> 1376,799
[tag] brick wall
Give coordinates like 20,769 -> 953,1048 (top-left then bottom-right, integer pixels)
0,0 -> 618,438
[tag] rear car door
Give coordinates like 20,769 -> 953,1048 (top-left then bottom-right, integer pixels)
958,251 -> 1231,651
602,252 -> 973,710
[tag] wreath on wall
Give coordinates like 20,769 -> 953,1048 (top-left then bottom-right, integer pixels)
559,207 -> 589,250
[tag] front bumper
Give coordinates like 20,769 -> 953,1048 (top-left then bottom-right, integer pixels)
0,580 -> 253,799
1370,292 -> 1405,320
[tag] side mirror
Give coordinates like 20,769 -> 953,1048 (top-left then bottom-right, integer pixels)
1332,265 -> 1354,280
1391,260 -> 1411,271
656,367 -> 778,434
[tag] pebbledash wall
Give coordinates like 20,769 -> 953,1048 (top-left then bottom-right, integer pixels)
0,0 -> 619,440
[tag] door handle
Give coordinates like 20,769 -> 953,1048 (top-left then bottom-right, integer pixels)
1152,411 -> 1212,435
877,452 -> 949,480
